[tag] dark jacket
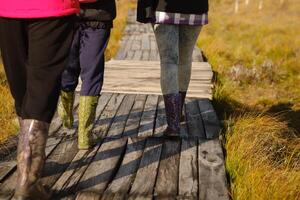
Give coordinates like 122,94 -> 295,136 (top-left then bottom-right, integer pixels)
78,0 -> 116,28
137,0 -> 208,23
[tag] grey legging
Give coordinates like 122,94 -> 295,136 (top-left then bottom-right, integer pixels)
153,24 -> 202,95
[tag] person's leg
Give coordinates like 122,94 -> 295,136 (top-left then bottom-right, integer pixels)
58,24 -> 82,128
78,26 -> 111,149
178,25 -> 202,121
13,16 -> 75,199
0,18 -> 27,117
22,16 -> 75,123
153,24 -> 181,136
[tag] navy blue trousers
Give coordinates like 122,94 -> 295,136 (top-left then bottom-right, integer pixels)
61,23 -> 111,96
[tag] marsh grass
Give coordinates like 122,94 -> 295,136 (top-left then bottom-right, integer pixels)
199,0 -> 300,199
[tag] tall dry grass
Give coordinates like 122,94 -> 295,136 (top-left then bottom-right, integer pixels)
199,0 -> 300,199
0,0 -> 133,143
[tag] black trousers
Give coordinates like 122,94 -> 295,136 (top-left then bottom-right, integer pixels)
0,16 -> 74,123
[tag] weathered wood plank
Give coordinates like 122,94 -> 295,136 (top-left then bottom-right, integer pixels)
132,50 -> 142,60
198,139 -> 229,200
93,93 -> 125,138
152,96 -> 166,137
154,140 -> 181,198
76,191 -> 101,200
101,137 -> 146,200
178,139 -> 198,199
197,99 -> 221,139
41,128 -> 79,189
75,138 -> 127,195
128,138 -> 163,199
185,99 -> 206,138
123,94 -> 147,137
0,161 -> 16,182
141,50 -> 150,61
106,94 -> 136,139
137,95 -> 159,137
141,34 -> 150,50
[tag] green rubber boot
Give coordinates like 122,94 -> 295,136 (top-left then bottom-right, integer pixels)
58,91 -> 75,129
78,96 -> 99,150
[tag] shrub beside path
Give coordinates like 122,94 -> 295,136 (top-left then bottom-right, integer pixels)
0,10 -> 229,199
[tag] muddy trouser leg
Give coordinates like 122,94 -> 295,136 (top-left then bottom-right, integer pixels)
178,25 -> 202,119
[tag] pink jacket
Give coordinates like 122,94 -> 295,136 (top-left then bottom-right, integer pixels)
0,0 -> 80,18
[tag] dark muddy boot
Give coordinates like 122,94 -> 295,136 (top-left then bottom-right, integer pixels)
13,119 -> 50,200
58,90 -> 75,129
163,93 -> 181,137
179,91 -> 187,122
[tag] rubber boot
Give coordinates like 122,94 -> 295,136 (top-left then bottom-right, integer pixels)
58,91 -> 75,129
179,91 -> 187,122
163,93 -> 181,137
13,119 -> 50,200
78,96 -> 99,150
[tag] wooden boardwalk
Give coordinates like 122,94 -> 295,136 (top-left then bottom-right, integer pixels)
0,10 -> 228,200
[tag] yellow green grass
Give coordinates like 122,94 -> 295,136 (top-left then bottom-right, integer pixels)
0,0 -> 133,143
199,0 -> 300,199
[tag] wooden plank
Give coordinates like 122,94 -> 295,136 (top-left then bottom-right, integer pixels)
106,94 -> 136,139
197,99 -> 221,139
41,128 -> 79,188
76,191 -> 101,200
137,95 -> 159,137
93,93 -> 125,138
132,50 -> 142,60
101,90 -> 211,100
52,149 -> 97,199
126,50 -> 135,60
101,137 -> 146,200
152,96 -> 166,137
131,36 -> 141,51
75,138 -> 127,195
123,94 -> 147,137
185,99 -> 206,138
128,138 -> 163,199
178,138 -> 198,199
141,34 -> 150,50
142,50 -> 150,61
154,140 -> 181,198
198,139 -> 229,200
0,161 -> 16,183
51,93 -> 113,198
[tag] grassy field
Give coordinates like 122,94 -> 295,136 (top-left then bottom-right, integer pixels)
0,0 -> 133,143
199,0 -> 300,199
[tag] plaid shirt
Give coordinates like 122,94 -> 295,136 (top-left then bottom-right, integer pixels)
155,11 -> 208,26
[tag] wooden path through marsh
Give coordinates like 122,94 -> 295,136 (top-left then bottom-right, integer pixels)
0,10 -> 228,200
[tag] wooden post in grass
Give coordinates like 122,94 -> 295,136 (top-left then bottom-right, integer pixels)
235,0 -> 239,13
